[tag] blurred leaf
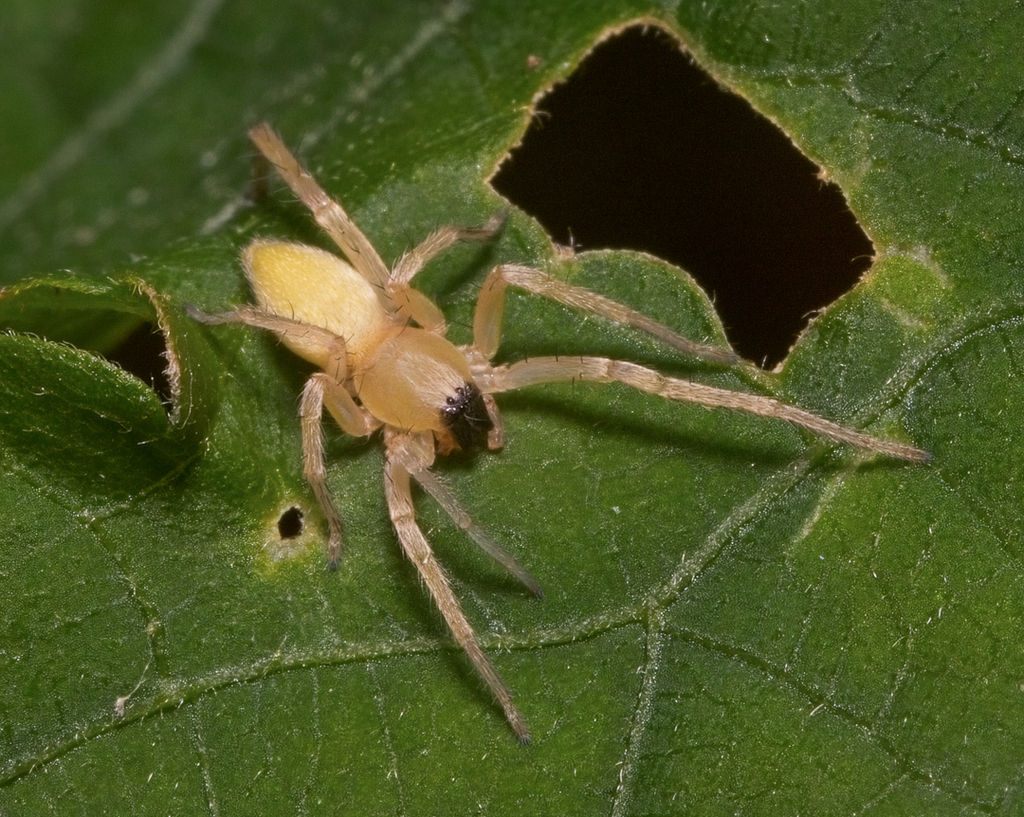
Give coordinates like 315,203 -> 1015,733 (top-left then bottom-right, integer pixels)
1,1 -> 1022,815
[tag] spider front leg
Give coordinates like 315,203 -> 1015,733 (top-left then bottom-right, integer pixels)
478,356 -> 929,461
383,429 -> 531,743
388,431 -> 541,596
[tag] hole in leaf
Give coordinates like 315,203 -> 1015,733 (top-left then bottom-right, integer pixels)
491,23 -> 874,368
277,506 -> 304,539
105,321 -> 173,407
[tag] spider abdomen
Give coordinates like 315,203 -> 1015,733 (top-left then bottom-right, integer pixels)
243,239 -> 389,369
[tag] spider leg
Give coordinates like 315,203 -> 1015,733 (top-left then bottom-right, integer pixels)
186,304 -> 357,382
479,355 -> 930,462
415,467 -> 543,597
386,214 -> 506,334
290,317 -> 380,568
248,122 -> 392,290
299,375 -> 344,567
472,263 -> 738,364
187,303 -> 337,341
384,429 -> 530,743
389,435 -> 541,596
189,303 -> 385,563
392,214 -> 505,285
301,369 -> 381,568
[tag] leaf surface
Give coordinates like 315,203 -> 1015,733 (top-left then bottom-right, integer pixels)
1,1 -> 1021,814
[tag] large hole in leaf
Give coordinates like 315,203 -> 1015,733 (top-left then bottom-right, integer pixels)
0,288 -> 176,412
491,24 -> 874,368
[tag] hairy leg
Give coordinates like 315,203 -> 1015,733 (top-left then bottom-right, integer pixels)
413,466 -> 543,597
387,214 -> 506,333
472,263 -> 738,364
392,214 -> 506,285
186,304 -> 360,383
300,374 -> 380,567
387,432 -> 541,596
248,122 -> 391,289
188,302 -> 385,562
384,430 -> 530,742
479,355 -> 929,462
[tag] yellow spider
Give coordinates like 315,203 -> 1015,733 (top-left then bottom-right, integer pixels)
188,123 -> 927,743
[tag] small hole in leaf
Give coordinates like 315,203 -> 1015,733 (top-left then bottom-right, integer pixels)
277,506 -> 304,539
492,23 -> 874,368
105,322 -> 173,407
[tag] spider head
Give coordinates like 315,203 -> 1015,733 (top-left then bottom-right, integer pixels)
440,382 -> 493,452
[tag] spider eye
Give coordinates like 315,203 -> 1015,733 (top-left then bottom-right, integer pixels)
440,383 -> 492,451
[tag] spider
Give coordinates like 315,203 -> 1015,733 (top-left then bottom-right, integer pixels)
188,122 -> 928,743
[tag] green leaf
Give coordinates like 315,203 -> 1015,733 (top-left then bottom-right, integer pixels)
1,1 -> 1022,814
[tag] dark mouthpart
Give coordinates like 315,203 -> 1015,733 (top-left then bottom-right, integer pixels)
440,382 -> 493,452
